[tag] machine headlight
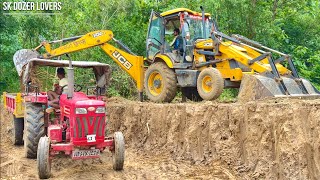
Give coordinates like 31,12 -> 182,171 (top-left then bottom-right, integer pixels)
95,107 -> 106,114
75,108 -> 87,114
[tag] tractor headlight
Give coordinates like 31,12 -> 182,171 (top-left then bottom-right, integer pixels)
95,107 -> 106,114
75,108 -> 87,114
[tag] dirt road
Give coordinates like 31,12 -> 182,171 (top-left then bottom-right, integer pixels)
0,145 -> 234,180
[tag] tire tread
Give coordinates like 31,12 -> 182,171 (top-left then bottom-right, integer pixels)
24,103 -> 45,159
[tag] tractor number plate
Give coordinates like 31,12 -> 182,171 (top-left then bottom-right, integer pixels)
72,149 -> 100,159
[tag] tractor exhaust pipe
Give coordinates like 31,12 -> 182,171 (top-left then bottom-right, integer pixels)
200,6 -> 206,38
67,58 -> 74,99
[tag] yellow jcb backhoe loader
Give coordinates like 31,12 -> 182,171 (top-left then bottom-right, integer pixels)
13,7 -> 319,102
143,7 -> 319,102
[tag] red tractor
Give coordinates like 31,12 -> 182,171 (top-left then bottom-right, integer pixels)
4,56 -> 125,179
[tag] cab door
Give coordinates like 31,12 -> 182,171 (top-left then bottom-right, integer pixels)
146,10 -> 164,61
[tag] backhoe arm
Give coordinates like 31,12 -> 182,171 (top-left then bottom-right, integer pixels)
36,30 -> 144,99
100,43 -> 144,97
38,30 -> 113,58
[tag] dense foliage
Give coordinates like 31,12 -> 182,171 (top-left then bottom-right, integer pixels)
1,0 -> 319,99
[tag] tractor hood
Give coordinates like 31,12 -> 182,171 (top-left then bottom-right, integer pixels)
60,93 -> 105,107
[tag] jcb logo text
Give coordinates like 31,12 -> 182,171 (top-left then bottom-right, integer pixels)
112,51 -> 132,70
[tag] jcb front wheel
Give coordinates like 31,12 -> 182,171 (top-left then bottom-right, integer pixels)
144,62 -> 177,102
197,67 -> 224,100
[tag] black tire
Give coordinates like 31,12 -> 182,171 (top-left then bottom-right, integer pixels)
37,137 -> 51,179
112,132 -> 125,171
197,67 -> 224,100
181,87 -> 203,102
24,103 -> 45,159
144,62 -> 177,102
13,116 -> 24,145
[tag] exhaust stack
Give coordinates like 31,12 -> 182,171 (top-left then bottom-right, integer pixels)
67,59 -> 74,99
200,6 -> 206,38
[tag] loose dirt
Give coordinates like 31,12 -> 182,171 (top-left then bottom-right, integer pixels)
1,98 -> 320,179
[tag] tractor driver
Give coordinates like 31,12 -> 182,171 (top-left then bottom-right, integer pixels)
46,67 -> 68,113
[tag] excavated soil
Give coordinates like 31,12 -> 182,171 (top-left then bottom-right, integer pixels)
1,97 -> 320,179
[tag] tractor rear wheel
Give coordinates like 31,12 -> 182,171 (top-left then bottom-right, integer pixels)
144,62 -> 177,102
37,136 -> 51,179
112,132 -> 125,171
24,103 -> 45,159
13,116 -> 24,145
181,87 -> 203,102
197,67 -> 224,100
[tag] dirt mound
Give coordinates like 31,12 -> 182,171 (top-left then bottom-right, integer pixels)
1,98 -> 320,179
106,98 -> 320,179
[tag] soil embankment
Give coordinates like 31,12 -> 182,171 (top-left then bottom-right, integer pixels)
107,98 -> 320,179
1,98 -> 320,179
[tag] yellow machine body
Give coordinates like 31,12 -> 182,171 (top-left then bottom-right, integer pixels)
144,8 -> 319,102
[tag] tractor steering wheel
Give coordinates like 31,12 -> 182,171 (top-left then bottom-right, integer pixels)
61,84 -> 83,92
74,84 -> 83,92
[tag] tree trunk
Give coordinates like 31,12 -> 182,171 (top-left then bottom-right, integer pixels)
272,0 -> 279,20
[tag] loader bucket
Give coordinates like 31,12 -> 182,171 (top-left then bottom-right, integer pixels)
238,74 -> 320,102
13,49 -> 39,76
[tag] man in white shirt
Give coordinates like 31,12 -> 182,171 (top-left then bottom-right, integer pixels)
46,67 -> 68,113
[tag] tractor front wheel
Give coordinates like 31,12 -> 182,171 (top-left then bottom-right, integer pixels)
144,62 -> 177,102
37,136 -> 51,179
197,67 -> 224,100
112,132 -> 125,171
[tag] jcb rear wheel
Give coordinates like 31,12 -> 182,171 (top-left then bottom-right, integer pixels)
144,62 -> 177,102
112,132 -> 125,171
24,103 -> 45,159
37,136 -> 51,179
197,67 -> 224,100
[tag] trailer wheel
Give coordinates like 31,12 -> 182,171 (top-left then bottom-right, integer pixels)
144,62 -> 177,102
13,116 -> 24,145
181,87 -> 203,102
197,67 -> 224,100
112,132 -> 125,171
37,136 -> 51,179
24,103 -> 45,159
